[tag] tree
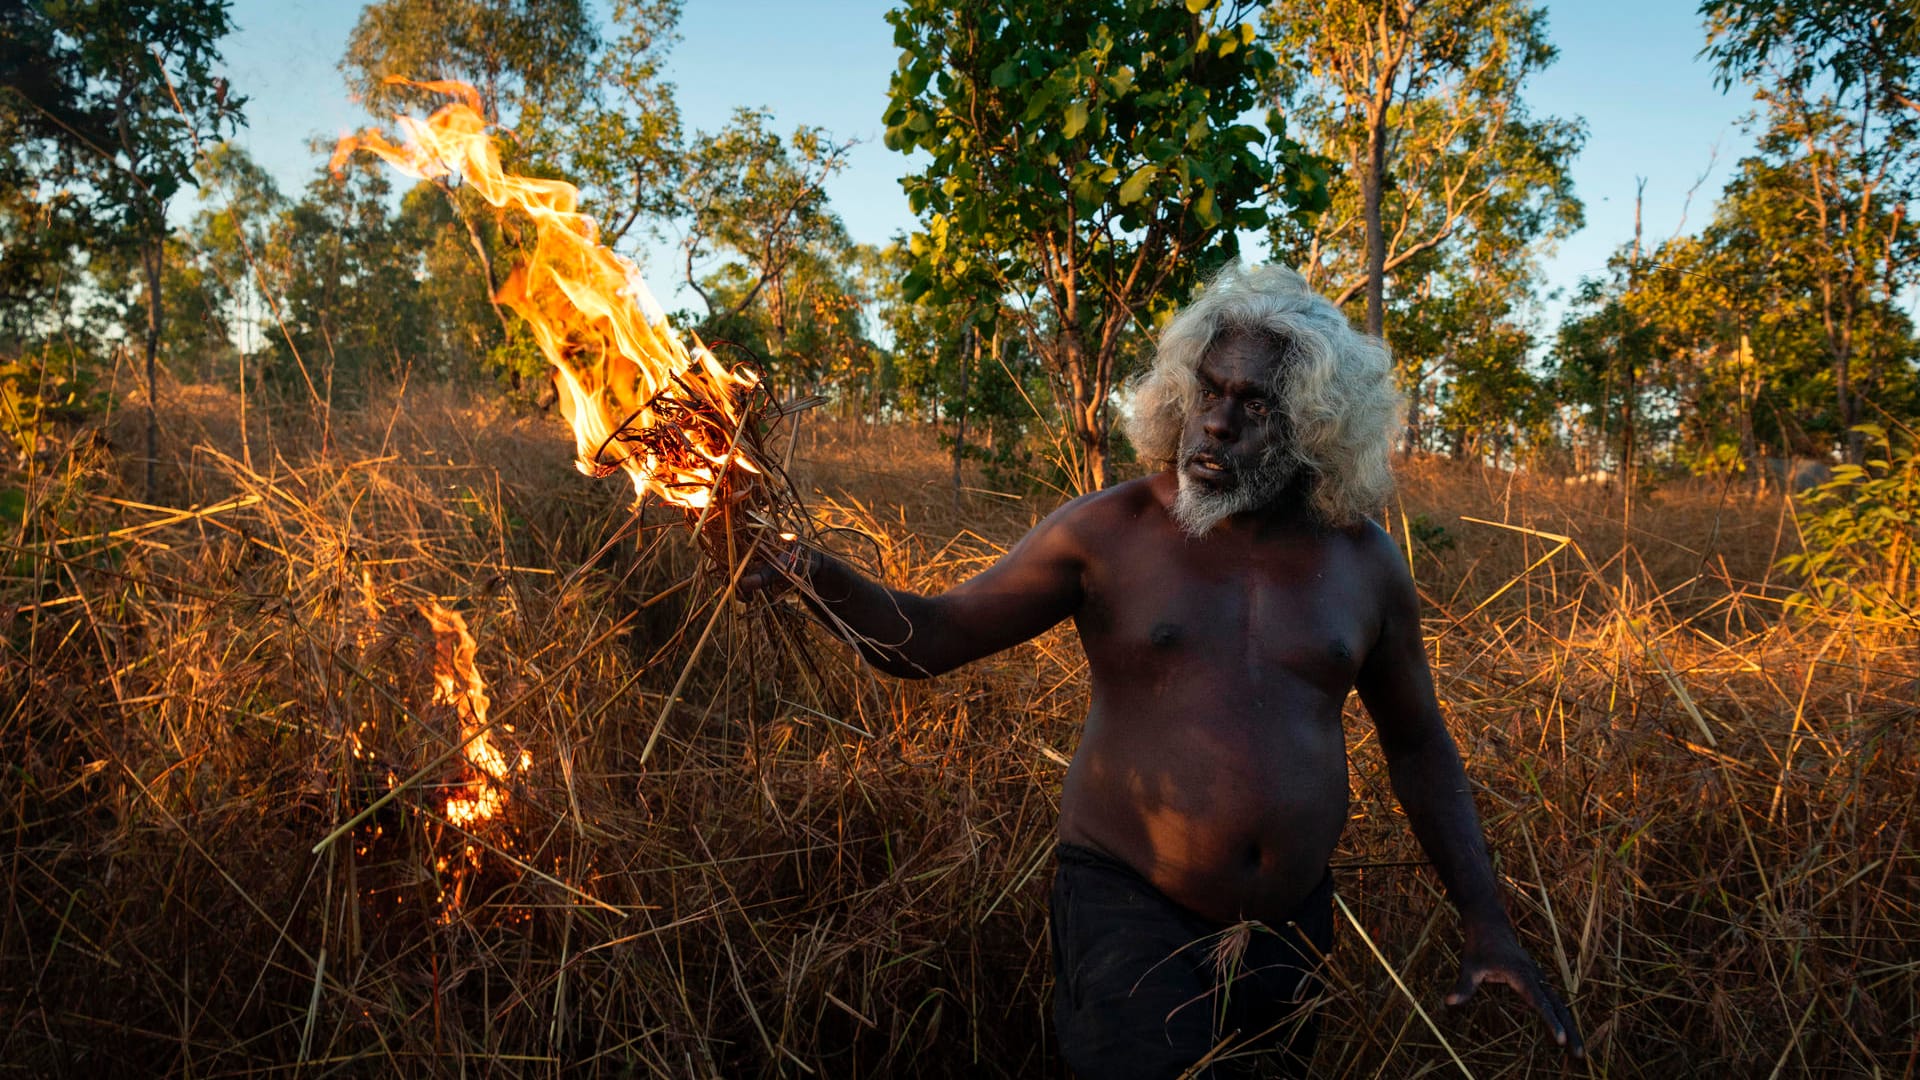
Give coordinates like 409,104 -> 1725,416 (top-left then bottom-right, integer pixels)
1703,0 -> 1920,464
1393,261 -> 1549,461
1264,0 -> 1583,343
1702,0 -> 1920,120
266,159 -> 445,398
1575,137 -> 1920,478
1,0 -> 244,495
0,10 -> 93,348
342,0 -> 596,126
885,0 -> 1327,493
677,110 -> 854,365
341,0 -> 687,393
1550,257 -> 1675,484
670,108 -> 889,408
343,0 -> 593,353
531,0 -> 685,246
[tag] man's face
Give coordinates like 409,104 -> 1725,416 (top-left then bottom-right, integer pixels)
1170,333 -> 1299,537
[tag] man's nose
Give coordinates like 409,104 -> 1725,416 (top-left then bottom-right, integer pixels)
1202,400 -> 1236,442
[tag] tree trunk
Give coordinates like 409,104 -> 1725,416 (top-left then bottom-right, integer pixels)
1087,412 -> 1109,491
952,324 -> 972,509
1737,334 -> 1758,478
1836,353 -> 1860,464
1622,179 -> 1646,540
143,235 -> 163,501
1400,359 -> 1423,458
1363,103 -> 1388,339
1058,328 -> 1107,495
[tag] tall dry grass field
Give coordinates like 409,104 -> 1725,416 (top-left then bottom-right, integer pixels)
3,377 -> 1914,1077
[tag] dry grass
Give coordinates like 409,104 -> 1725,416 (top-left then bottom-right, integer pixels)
2,377 -> 1914,1077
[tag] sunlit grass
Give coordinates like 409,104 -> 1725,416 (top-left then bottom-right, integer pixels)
3,375 -> 1913,1076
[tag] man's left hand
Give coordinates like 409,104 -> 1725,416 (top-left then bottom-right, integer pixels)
1445,925 -> 1585,1058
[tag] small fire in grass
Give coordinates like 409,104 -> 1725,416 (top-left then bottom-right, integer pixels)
332,78 -> 775,526
344,597 -> 535,923
421,601 -> 528,829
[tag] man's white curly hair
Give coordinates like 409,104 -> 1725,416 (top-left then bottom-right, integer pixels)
1124,263 -> 1404,527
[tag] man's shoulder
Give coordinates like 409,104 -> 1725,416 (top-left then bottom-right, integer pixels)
1278,513 -> 1408,586
1052,473 -> 1170,530
1336,515 -> 1399,557
1019,474 -> 1170,557
1331,516 -> 1420,599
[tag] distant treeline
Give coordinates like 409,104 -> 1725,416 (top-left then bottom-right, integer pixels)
3,0 -> 1916,493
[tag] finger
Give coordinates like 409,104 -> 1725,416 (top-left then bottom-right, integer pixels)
1536,992 -> 1568,1047
1522,977 -> 1579,1053
1470,966 -> 1554,1028
1444,966 -> 1483,1007
1556,997 -> 1586,1058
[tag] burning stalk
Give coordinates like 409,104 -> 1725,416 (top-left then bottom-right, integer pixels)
331,78 -> 809,568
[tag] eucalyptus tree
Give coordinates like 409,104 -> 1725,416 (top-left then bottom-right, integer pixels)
1263,0 -> 1582,340
884,0 -> 1327,492
1703,0 -> 1920,119
342,0 -> 596,126
1565,134 -> 1920,476
678,111 -> 851,340
0,0 -> 244,494
341,0 -> 686,394
1703,0 -> 1920,463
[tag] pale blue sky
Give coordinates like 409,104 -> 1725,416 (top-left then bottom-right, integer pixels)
216,0 -> 1758,326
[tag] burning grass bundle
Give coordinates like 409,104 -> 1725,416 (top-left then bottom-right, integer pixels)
333,78 -> 813,577
2,380 -> 1915,1074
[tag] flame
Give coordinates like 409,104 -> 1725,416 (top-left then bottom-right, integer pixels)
334,79 -> 761,511
420,601 -> 529,827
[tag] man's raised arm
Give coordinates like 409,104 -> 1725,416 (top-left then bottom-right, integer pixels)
1351,526 -> 1585,1057
739,500 -> 1089,679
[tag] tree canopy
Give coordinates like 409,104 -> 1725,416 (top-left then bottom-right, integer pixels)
884,0 -> 1328,491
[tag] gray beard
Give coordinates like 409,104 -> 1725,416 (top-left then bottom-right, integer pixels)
1170,449 -> 1301,539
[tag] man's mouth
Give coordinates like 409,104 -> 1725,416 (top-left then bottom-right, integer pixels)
1183,452 -> 1232,482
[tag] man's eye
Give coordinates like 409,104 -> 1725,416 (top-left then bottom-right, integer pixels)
1245,399 -> 1270,417
1198,388 -> 1221,403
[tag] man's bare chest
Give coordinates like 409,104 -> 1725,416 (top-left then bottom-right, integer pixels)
1075,551 -> 1375,696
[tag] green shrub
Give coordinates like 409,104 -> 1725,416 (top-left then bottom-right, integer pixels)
0,345 -> 103,460
1778,424 -> 1918,626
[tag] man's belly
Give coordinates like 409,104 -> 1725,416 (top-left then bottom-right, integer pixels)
1057,697 -> 1350,925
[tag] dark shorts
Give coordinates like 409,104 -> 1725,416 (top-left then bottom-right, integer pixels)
1050,843 -> 1334,1079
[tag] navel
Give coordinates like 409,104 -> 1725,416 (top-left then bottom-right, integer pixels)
1329,639 -> 1352,662
1149,622 -> 1182,648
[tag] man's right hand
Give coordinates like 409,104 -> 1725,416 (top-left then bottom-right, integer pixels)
735,539 -> 809,599
1447,922 -> 1585,1058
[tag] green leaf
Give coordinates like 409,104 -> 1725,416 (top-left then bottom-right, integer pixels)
1063,101 -> 1089,140
1022,78 -> 1061,123
1193,187 -> 1217,227
1118,165 -> 1158,205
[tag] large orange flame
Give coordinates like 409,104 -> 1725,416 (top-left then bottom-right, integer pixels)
333,79 -> 760,511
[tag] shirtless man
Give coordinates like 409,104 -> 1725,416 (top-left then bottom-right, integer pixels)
741,264 -> 1581,1076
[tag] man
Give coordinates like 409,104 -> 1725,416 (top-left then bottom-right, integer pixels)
740,264 -> 1582,1076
